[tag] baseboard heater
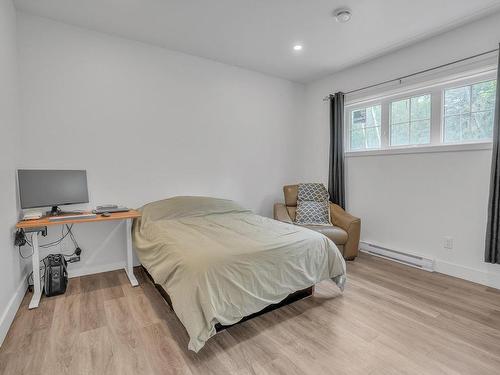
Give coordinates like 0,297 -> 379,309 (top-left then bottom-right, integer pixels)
359,241 -> 434,272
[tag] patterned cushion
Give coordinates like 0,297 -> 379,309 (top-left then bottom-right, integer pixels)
297,183 -> 329,202
295,200 -> 331,226
294,183 -> 331,226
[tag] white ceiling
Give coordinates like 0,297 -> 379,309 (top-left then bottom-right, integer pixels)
14,0 -> 500,83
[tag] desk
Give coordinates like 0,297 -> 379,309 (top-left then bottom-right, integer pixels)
16,210 -> 141,309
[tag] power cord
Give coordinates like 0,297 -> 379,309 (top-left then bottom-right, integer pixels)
63,224 -> 81,256
18,224 -> 80,253
15,229 -> 33,259
24,224 -> 73,249
15,226 -> 83,288
26,257 -> 48,291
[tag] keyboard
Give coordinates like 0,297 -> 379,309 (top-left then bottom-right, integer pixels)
48,213 -> 97,222
93,206 -> 129,214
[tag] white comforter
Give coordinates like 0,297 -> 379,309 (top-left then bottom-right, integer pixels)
132,196 -> 346,352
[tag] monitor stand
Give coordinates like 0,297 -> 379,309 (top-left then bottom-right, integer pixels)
47,206 -> 62,216
46,206 -> 83,217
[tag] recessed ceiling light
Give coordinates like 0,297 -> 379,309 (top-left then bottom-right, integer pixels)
293,44 -> 303,51
334,8 -> 352,23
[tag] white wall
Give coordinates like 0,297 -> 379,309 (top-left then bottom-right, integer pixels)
0,0 -> 26,346
16,13 -> 305,277
302,12 -> 500,288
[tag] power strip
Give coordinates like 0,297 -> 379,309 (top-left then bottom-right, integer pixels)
67,255 -> 80,263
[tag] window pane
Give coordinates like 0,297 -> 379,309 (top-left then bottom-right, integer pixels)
444,81 -> 496,143
411,95 -> 431,120
444,86 -> 471,116
472,80 -> 496,112
391,99 -> 409,124
444,115 -> 461,142
351,120 -> 364,131
365,127 -> 381,148
352,109 -> 366,130
410,120 -> 431,145
350,129 -> 365,150
444,115 -> 473,142
391,123 -> 409,146
366,106 -> 381,127
471,111 -> 494,140
459,116 -> 473,141
390,94 -> 430,146
349,105 -> 381,150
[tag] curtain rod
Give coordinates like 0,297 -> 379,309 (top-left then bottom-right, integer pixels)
322,48 -> 499,101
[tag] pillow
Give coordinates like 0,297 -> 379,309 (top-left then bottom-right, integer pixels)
295,200 -> 331,226
294,183 -> 331,226
297,183 -> 330,202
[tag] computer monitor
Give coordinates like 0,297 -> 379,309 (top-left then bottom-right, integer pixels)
17,169 -> 89,215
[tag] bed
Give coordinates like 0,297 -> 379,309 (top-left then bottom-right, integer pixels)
132,196 -> 346,352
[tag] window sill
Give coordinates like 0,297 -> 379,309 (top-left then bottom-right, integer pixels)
345,141 -> 493,157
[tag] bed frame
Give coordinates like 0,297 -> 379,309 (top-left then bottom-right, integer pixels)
141,266 -> 314,331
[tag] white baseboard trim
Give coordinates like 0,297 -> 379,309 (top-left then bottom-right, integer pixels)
68,261 -> 127,278
0,277 -> 28,347
360,241 -> 500,290
359,241 -> 434,271
434,259 -> 500,290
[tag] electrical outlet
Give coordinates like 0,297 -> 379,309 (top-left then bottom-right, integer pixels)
444,236 -> 453,249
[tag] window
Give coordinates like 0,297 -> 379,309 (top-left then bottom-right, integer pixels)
350,105 -> 381,150
443,80 -> 496,143
390,94 -> 431,146
345,70 -> 497,153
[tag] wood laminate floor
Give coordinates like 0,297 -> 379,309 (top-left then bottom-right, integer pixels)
1,252 -> 500,375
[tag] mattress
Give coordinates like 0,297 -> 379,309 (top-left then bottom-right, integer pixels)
132,196 -> 346,352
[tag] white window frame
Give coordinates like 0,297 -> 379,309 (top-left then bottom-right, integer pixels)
389,93 -> 432,147
441,78 -> 497,145
347,104 -> 383,151
344,67 -> 496,156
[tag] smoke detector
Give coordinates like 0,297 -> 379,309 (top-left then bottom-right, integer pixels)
334,8 -> 352,23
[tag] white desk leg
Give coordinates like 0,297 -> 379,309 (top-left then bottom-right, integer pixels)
125,219 -> 138,287
28,233 -> 42,309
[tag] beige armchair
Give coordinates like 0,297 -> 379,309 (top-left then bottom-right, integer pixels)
274,184 -> 360,260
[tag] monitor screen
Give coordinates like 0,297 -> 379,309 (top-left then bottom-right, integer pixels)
18,169 -> 89,209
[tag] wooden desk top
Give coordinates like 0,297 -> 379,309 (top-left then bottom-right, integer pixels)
16,210 -> 141,229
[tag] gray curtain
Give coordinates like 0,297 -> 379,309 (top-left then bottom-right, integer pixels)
328,92 -> 345,209
485,45 -> 500,264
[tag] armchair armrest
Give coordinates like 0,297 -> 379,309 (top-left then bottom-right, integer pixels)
330,203 -> 361,260
274,203 -> 293,224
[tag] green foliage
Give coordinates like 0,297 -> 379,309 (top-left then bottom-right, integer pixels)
390,94 -> 431,146
444,80 -> 496,142
351,105 -> 381,150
